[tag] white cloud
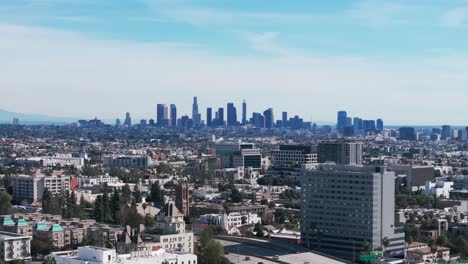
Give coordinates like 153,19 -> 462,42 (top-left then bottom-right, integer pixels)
348,0 -> 410,26
441,6 -> 468,27
0,24 -> 467,125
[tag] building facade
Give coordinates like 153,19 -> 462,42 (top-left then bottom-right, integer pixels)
301,165 -> 405,261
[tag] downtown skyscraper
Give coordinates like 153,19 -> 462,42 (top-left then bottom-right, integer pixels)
227,103 -> 237,127
242,100 -> 247,125
170,104 -> 177,126
192,97 -> 201,127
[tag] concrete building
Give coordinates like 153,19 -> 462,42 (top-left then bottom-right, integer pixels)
80,175 -> 120,187
41,155 -> 85,169
301,165 -> 405,261
12,174 -> 71,204
424,180 -> 453,198
103,156 -> 152,168
199,212 -> 261,230
0,231 -> 32,263
51,246 -> 197,264
388,165 -> 435,192
271,144 -> 318,170
317,141 -> 363,165
144,202 -> 194,253
214,143 -> 261,169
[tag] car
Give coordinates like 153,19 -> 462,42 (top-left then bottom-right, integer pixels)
258,262 -> 264,264
245,256 -> 251,260
272,255 -> 279,260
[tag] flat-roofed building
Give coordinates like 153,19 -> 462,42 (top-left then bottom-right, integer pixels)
0,231 -> 32,263
301,164 -> 405,261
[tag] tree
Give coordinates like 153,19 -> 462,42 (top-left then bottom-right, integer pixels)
254,223 -> 265,237
121,184 -> 132,205
44,256 -> 57,264
362,240 -> 371,255
202,241 -> 224,264
0,191 -> 12,214
133,185 -> 142,203
31,239 -> 57,255
199,227 -> 214,249
93,195 -> 104,222
230,188 -> 242,203
149,182 -> 164,206
382,237 -> 390,255
101,189 -> 113,223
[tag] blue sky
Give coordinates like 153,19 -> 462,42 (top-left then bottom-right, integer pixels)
1,0 -> 468,125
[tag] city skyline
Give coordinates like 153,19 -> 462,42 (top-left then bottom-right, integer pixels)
1,1 -> 468,125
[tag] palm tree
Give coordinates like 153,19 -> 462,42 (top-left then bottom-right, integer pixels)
381,237 -> 390,256
44,256 -> 56,264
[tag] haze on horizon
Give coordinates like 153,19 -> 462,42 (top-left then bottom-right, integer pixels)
1,0 -> 467,126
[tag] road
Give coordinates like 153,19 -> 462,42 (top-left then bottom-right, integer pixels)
216,238 -> 347,264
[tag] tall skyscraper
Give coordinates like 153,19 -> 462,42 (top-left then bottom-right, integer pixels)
242,100 -> 247,125
363,120 -> 376,131
353,117 -> 363,133
157,104 -> 169,126
263,108 -> 274,129
124,112 -> 132,127
337,111 -> 347,131
227,103 -> 237,126
115,118 -> 121,127
282,112 -> 288,128
376,118 -> 384,131
442,125 -> 451,140
170,104 -> 177,126
192,97 -> 201,127
301,165 -> 405,261
217,107 -> 224,126
206,107 -> 212,127
251,112 -> 264,128
317,140 -> 363,165
399,127 -> 416,141
192,96 -> 199,119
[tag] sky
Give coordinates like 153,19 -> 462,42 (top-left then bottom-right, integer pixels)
1,0 -> 468,125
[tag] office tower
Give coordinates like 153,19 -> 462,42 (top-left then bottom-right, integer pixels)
282,112 -> 288,128
399,127 -> 416,141
337,111 -> 347,131
217,107 -> 224,126
157,104 -> 169,126
191,97 -> 201,127
124,112 -> 132,127
353,117 -> 363,133
206,107 -> 212,127
377,118 -> 384,131
271,145 -> 318,170
317,140 -> 363,165
242,100 -> 247,125
115,118 -> 121,127
263,108 -> 274,129
251,112 -> 264,128
289,115 -> 304,130
227,103 -> 237,126
12,118 -> 20,125
363,120 -> 376,131
140,119 -> 147,127
441,125 -> 451,140
176,182 -> 190,217
170,104 -> 177,126
301,165 -> 405,260
192,96 -> 199,118
345,117 -> 352,127
149,119 -> 155,126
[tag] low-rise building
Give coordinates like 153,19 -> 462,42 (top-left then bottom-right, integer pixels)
51,246 -> 197,264
0,231 -> 32,263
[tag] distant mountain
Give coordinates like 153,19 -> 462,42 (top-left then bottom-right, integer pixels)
0,109 -> 77,125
